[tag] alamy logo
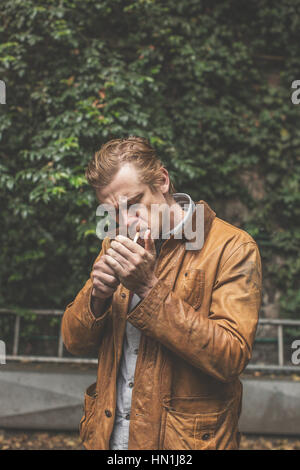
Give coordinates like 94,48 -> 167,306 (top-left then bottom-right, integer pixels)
0,80 -> 6,104
291,80 -> 300,104
95,198 -> 205,250
291,340 -> 300,365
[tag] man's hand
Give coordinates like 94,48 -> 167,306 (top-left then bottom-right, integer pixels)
91,255 -> 121,300
105,229 -> 158,299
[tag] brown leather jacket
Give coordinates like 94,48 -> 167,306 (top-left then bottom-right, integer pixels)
61,200 -> 262,450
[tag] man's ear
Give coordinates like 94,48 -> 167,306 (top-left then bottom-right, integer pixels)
160,167 -> 170,195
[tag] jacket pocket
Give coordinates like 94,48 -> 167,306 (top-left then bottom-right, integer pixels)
79,382 -> 97,444
182,269 -> 205,310
159,395 -> 235,450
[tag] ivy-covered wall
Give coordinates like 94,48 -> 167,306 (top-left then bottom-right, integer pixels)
0,0 -> 299,321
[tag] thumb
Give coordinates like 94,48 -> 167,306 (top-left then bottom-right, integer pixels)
144,229 -> 156,255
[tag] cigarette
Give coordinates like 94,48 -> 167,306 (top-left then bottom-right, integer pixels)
133,231 -> 140,243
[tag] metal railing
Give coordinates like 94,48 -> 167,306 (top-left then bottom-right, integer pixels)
0,308 -> 97,364
1,309 -> 300,371
246,318 -> 300,372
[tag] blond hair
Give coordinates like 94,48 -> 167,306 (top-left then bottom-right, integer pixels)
86,136 -> 176,194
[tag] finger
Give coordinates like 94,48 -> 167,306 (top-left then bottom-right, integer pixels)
94,258 -> 117,277
107,247 -> 129,270
144,229 -> 156,256
93,279 -> 115,293
115,234 -> 144,255
93,271 -> 120,288
110,240 -> 136,264
92,283 -> 116,298
105,253 -> 124,277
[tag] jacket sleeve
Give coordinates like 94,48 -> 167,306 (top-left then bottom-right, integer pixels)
127,241 -> 262,383
61,236 -> 112,356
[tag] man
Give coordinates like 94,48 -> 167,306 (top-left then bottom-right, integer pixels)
61,136 -> 262,450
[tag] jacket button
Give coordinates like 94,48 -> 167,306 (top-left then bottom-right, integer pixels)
129,382 -> 134,388
202,433 -> 210,440
105,409 -> 112,417
121,293 -> 126,298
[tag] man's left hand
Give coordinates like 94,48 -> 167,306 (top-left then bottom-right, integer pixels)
105,229 -> 158,299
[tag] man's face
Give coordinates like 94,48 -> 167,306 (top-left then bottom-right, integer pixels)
96,163 -> 170,245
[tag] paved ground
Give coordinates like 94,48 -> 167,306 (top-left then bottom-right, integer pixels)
0,429 -> 300,450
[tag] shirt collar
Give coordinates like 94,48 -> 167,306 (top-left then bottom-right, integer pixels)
161,192 -> 195,239
156,196 -> 216,253
154,193 -> 195,256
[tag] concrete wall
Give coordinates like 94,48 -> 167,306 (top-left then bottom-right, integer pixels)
0,366 -> 300,435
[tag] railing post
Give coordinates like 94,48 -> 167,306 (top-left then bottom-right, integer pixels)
278,324 -> 284,367
58,331 -> 64,358
12,315 -> 21,356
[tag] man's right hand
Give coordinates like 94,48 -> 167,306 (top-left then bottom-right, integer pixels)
92,254 -> 121,300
